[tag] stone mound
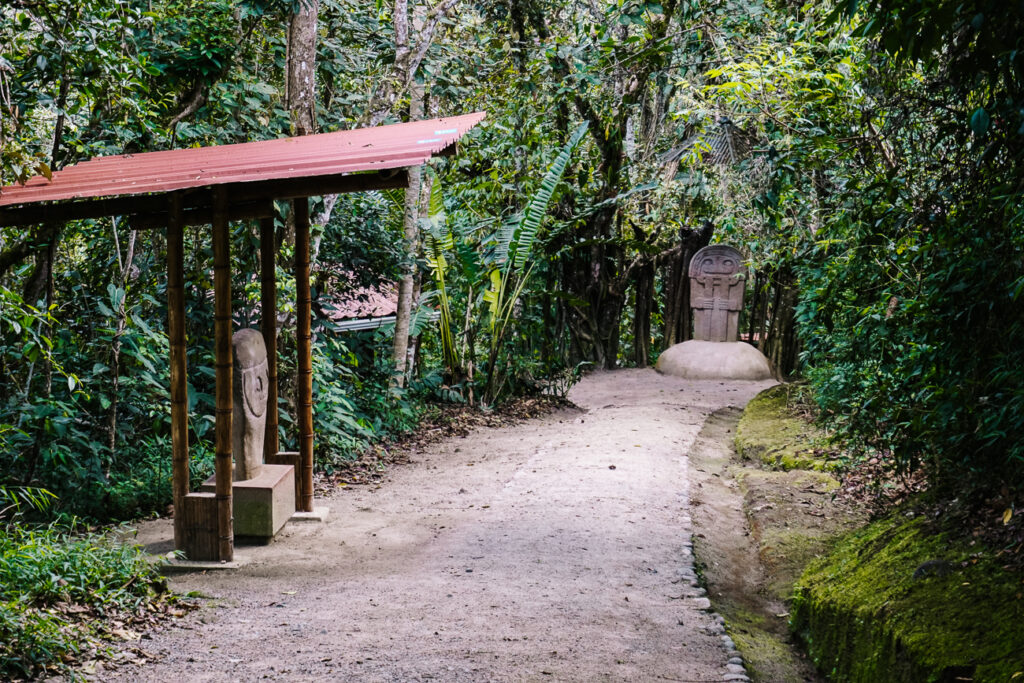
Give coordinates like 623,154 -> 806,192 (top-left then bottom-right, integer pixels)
655,340 -> 773,380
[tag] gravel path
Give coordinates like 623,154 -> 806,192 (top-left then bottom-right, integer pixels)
111,369 -> 774,682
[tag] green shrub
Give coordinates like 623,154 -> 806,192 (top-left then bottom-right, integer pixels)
0,522 -> 169,679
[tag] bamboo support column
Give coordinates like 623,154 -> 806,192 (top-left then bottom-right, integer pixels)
212,187 -> 234,561
294,198 -> 314,513
260,216 -> 279,460
168,193 -> 189,549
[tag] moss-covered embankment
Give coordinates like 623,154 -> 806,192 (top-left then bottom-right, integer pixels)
712,385 -> 861,681
791,513 -> 1024,682
736,386 -> 1024,682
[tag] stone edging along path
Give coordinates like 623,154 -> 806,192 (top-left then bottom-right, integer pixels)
111,369 -> 775,682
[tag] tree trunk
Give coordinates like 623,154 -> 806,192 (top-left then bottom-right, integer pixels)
286,1 -> 318,137
661,222 -> 712,349
391,1 -> 426,388
632,262 -> 654,367
763,266 -> 800,379
282,0 -> 319,249
21,232 -> 58,485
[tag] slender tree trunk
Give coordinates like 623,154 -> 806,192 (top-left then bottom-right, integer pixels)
286,1 -> 318,137
632,263 -> 654,367
282,0 -> 319,249
757,271 -> 769,350
762,266 -> 800,378
21,233 -> 57,486
462,293 -> 476,405
661,222 -> 712,349
391,0 -> 426,388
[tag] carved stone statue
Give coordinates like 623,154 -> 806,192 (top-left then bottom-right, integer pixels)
232,328 -> 269,481
689,245 -> 745,342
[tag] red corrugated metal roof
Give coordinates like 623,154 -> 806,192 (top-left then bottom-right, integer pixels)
0,112 -> 486,207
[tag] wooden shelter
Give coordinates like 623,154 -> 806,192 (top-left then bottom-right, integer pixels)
0,112 -> 486,561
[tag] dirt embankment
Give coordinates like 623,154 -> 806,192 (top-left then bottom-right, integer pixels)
689,387 -> 864,683
699,385 -> 1024,683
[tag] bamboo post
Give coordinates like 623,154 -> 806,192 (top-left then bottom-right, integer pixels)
168,192 -> 189,549
294,198 -> 314,513
260,216 -> 279,460
212,187 -> 234,561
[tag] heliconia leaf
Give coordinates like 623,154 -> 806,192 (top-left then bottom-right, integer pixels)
495,218 -> 518,266
427,169 -> 445,225
509,122 -> 589,272
483,269 -> 502,329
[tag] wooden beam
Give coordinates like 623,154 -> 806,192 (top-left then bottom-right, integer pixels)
0,170 -> 408,228
167,192 -> 189,551
294,198 -> 314,513
260,215 -> 279,461
129,199 -> 274,230
234,169 -> 408,202
212,187 -> 234,561
0,193 -> 181,228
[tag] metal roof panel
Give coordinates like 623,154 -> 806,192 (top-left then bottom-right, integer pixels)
0,112 -> 486,209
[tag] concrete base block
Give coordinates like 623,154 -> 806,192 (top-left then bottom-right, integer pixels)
201,464 -> 296,542
290,505 -> 330,523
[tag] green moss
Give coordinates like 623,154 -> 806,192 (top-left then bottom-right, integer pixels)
791,515 -> 1024,682
722,605 -> 804,681
735,385 -> 836,472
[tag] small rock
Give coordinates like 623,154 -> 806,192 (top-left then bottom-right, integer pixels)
912,559 -> 955,580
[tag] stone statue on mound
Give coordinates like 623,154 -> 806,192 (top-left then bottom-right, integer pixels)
689,244 -> 745,343
655,242 -> 773,381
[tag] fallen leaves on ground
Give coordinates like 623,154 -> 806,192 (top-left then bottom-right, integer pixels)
318,395 -> 575,493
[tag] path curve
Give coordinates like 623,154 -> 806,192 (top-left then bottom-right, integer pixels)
114,369 -> 774,682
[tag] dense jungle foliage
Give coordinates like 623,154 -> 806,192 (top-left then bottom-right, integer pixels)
1,0 -> 1021,525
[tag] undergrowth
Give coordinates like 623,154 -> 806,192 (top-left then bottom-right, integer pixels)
0,519 -> 174,679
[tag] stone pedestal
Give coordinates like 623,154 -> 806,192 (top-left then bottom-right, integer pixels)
202,464 -> 295,542
656,340 -> 773,380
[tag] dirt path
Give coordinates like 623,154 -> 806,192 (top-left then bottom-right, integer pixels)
112,369 -> 774,682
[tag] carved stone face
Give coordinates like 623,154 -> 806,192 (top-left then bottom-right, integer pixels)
694,249 -> 741,279
240,359 -> 268,420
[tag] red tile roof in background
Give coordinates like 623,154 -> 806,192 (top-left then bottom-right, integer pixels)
0,112 -> 486,207
325,285 -> 399,321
